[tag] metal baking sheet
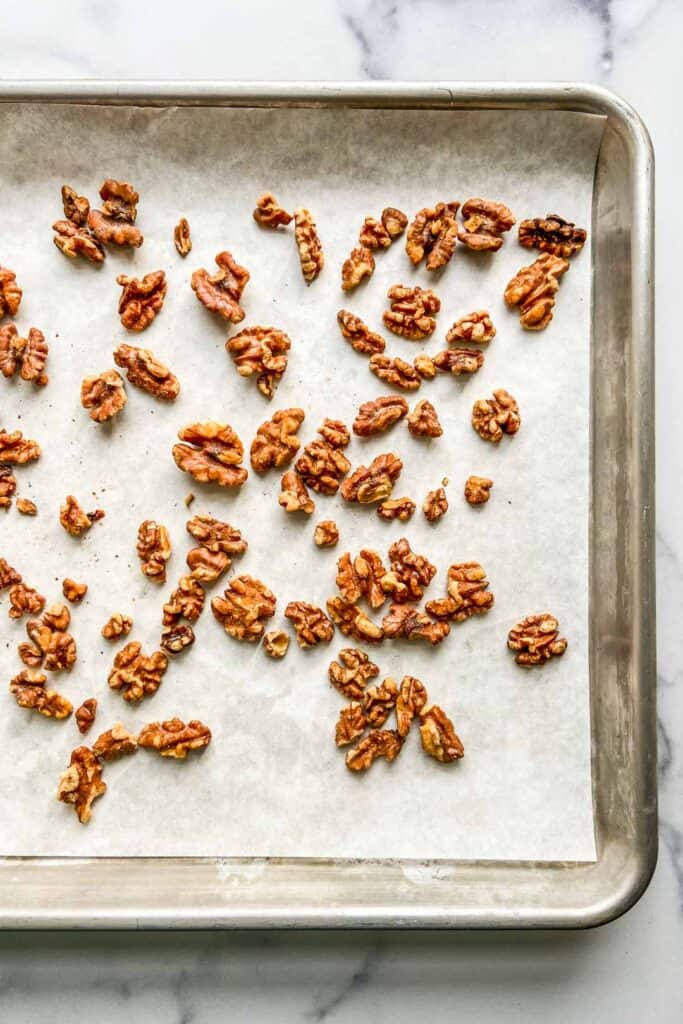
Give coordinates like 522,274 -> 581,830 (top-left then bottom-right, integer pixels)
0,82 -> 655,928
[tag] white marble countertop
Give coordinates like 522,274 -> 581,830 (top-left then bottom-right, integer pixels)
0,1 -> 680,1021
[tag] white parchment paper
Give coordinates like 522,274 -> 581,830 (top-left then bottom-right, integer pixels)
0,104 -> 603,860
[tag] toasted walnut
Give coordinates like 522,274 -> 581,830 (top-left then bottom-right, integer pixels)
87,208 -> 143,248
471,389 -> 520,442
508,613 -> 568,666
328,647 -> 380,699
75,698 -> 97,734
318,419 -> 350,449
186,514 -> 248,559
99,179 -> 138,222
59,495 -> 105,537
295,440 -> 350,496
136,520 -> 172,583
192,251 -> 250,323
92,723 -> 138,760
341,453 -> 403,504
363,677 -> 398,726
383,284 -> 441,341
0,266 -> 22,318
117,271 -> 167,332
211,575 -> 276,642
173,217 -> 192,256
294,208 -> 324,283
62,578 -> 87,603
433,348 -> 484,376
163,575 -> 205,626
263,629 -> 290,659
53,219 -> 105,263
341,246 -> 375,291
326,597 -> 384,644
458,198 -> 515,251
314,520 -> 339,548
8,583 -> 45,620
518,214 -> 586,258
407,399 -> 442,439
57,746 -> 106,823
387,538 -> 436,601
160,623 -> 195,655
226,325 -> 291,398
415,353 -> 437,380
358,217 -> 391,251
61,184 -> 90,226
406,202 -> 459,270
376,497 -> 415,522
504,254 -> 569,330
0,466 -> 16,508
21,604 -> 77,671
279,470 -> 315,514
423,487 -> 448,522
108,641 -> 168,702
9,669 -> 73,719
138,717 -> 212,758
251,407 -> 305,473
395,675 -> 428,737
337,550 -> 388,610
382,604 -> 450,645
101,613 -> 133,641
186,547 -> 230,582
446,310 -> 496,344
345,729 -> 402,772
335,702 -> 367,746
16,498 -> 37,515
353,395 -> 408,437
427,561 -> 494,622
464,475 -> 493,505
80,369 -> 127,422
0,558 -> 21,589
419,705 -> 464,762
173,422 -> 248,488
369,354 -> 421,392
253,191 -> 293,228
0,325 -> 48,385
336,310 -> 385,356
113,343 -> 179,401
0,429 -> 41,464
381,206 -> 408,238
285,601 -> 334,648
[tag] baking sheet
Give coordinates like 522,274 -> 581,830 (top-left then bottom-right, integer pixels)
0,104 -> 602,860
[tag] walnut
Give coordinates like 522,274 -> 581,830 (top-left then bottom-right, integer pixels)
464,475 -> 493,505
162,575 -> 205,627
99,179 -> 139,222
341,453 -> 403,504
61,185 -> 90,226
381,206 -> 408,238
59,495 -> 105,537
395,675 -> 428,737
458,198 -> 515,251
279,470 -> 315,514
407,399 -> 442,438
504,254 -> 569,330
160,623 -> 195,655
21,603 -> 77,671
423,487 -> 448,522
226,325 -> 291,398
62,578 -> 87,603
376,497 -> 415,522
173,217 -> 192,256
211,575 -> 276,642
285,601 -> 334,648
263,629 -> 290,658
383,284 -> 441,340
294,208 -> 324,283
92,723 -> 138,760
363,677 -> 398,726
318,419 -> 350,449
358,217 -> 391,250
326,597 -> 384,644
507,613 -> 568,666
382,604 -> 449,645
52,219 -> 105,263
16,498 -> 37,515
335,702 -> 367,747
173,422 -> 248,487
138,717 -> 212,758
295,441 -> 350,496
518,214 -> 587,259
80,369 -> 127,422
314,520 -> 339,547
186,547 -> 231,582
75,698 -> 97,734
388,538 -> 436,601
8,583 -> 45,620
0,325 -> 48,385
336,550 -> 388,609
250,407 -> 305,473
57,746 -> 106,823
471,389 -> 520,442
253,191 -> 293,228
369,354 -> 421,391
341,246 -> 375,291
353,395 -> 408,437
414,353 -> 437,380
113,343 -> 179,400
336,310 -> 385,355
427,561 -> 494,622
108,641 -> 168,702
101,613 -> 133,641
345,729 -> 402,772
328,647 -> 380,699
191,251 -> 249,323
406,202 -> 459,270
0,429 -> 41,464
9,669 -> 73,719
186,513 -> 248,576
136,520 -> 172,583
419,705 -> 464,762
0,558 -> 22,589
87,208 -> 143,248
116,271 -> 167,332
0,466 -> 16,508
446,310 -> 496,344
433,348 -> 484,376
0,266 -> 22,317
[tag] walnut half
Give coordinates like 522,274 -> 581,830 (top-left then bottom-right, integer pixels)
57,747 -> 107,823
117,271 -> 167,332
137,520 -> 172,583
471,389 -> 520,442
285,601 -> 335,648
507,613 -> 568,666
192,251 -> 250,323
59,495 -> 105,537
113,343 -> 180,401
211,575 -> 276,642
504,254 -> 569,330
173,422 -> 248,488
81,369 -> 127,422
419,705 -> 464,763
138,717 -> 212,758
0,325 -> 48,386
294,208 -> 324,283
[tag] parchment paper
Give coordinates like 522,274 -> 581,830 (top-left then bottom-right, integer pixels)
0,104 -> 603,860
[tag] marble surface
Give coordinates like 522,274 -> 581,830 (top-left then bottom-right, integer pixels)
0,0 -> 681,1020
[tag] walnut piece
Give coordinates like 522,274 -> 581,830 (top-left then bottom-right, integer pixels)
9,669 -> 73,719
381,206 -> 408,239
117,271 -> 167,332
0,266 -> 22,317
57,746 -> 106,823
211,575 -> 276,642
163,574 -> 205,626
341,246 -> 375,291
253,191 -> 293,228
99,179 -> 139,222
108,641 -> 169,702
294,208 -> 324,283
358,217 -> 391,251
75,698 -> 97,734
263,629 -> 290,659
335,702 -> 367,747
326,597 -> 384,644
0,558 -> 22,589
433,348 -> 484,376
336,549 -> 389,610
174,217 -> 192,256
383,284 -> 441,340
427,561 -> 494,622
446,310 -> 496,344
353,396 -> 408,437
376,497 -> 415,522
396,675 -> 428,737
0,429 -> 41,464
318,419 -> 350,449
173,422 -> 248,488
336,310 -> 385,356
295,440 -> 350,496
8,582 -> 45,620
518,214 -> 587,259
186,547 -> 230,582
0,325 -> 48,385
504,254 -> 569,330
464,475 -> 493,505
192,251 -> 250,323
387,538 -> 436,601
101,613 -> 133,641
407,399 -> 442,438
419,705 -> 464,762
458,198 -> 515,251
92,723 -> 138,760
345,729 -> 402,772
0,466 -> 17,508
16,498 -> 37,516
369,354 -> 422,392
314,520 -> 339,547
138,717 -> 212,758
62,578 -> 87,603
21,603 -> 77,671
52,219 -> 105,263
507,613 -> 568,666
279,470 -> 315,514
113,343 -> 180,401
250,407 -> 305,473
160,623 -> 195,655
363,677 -> 398,726
423,487 -> 448,522
328,647 -> 380,699
87,208 -> 143,248
59,495 -> 105,537
61,185 -> 90,227
185,513 -> 248,583
285,601 -> 334,648
226,325 -> 291,398
411,351 -> 435,378
136,520 -> 172,583
81,369 -> 127,422
406,202 -> 459,270
471,389 -> 520,442
341,453 -> 403,504
382,604 -> 449,646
